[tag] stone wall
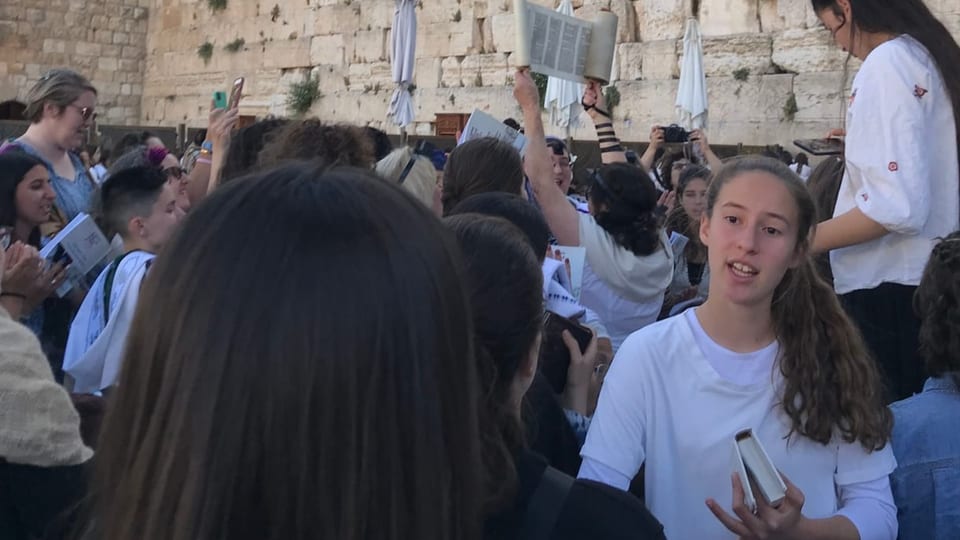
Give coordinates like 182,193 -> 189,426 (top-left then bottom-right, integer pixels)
139,0 -> 959,146
0,0 -> 149,125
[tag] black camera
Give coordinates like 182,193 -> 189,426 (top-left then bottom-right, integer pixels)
662,124 -> 690,143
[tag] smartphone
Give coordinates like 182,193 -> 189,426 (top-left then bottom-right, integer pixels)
793,138 -> 844,156
213,90 -> 228,109
539,311 -> 594,394
228,77 -> 244,109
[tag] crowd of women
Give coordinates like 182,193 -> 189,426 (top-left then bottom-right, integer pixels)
1,0 -> 959,538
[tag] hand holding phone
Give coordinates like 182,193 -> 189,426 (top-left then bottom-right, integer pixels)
212,91 -> 228,109
539,311 -> 593,394
228,77 -> 244,110
793,138 -> 844,156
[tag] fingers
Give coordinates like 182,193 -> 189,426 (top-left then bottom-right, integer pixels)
560,330 -> 583,361
730,473 -> 768,532
705,499 -> 752,537
779,470 -> 805,508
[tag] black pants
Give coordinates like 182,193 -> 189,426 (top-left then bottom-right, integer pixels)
842,282 -> 924,403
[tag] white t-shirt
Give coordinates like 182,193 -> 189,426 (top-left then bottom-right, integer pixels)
577,213 -> 673,351
830,35 -> 959,295
579,310 -> 897,539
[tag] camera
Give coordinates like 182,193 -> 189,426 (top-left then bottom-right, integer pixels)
662,124 -> 690,143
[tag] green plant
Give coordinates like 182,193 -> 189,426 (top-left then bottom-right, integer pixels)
783,92 -> 798,121
603,85 -> 621,112
452,9 -> 461,22
271,4 -> 280,22
207,0 -> 227,11
287,74 -> 322,116
197,42 -> 214,64
224,38 -> 245,52
532,72 -> 548,107
474,72 -> 483,87
732,67 -> 750,82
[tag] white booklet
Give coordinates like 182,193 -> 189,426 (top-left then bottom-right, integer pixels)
458,109 -> 528,155
39,213 -> 112,297
513,0 -> 618,84
550,245 -> 586,302
731,428 -> 787,512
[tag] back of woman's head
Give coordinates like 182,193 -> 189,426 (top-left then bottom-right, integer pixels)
707,156 -> 891,450
589,163 -> 661,256
376,146 -> 437,210
95,163 -> 483,540
806,155 -> 845,225
23,69 -> 97,124
442,138 -> 524,215
449,193 -> 550,264
0,152 -> 46,228
219,118 -> 290,183
811,0 -> 960,183
257,119 -> 375,170
914,231 -> 960,387
444,213 -> 543,511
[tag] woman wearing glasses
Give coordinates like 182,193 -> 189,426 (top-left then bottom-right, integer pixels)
0,70 -> 99,235
810,0 -> 960,401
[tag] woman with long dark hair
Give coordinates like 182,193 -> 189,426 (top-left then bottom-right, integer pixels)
92,163 -> 484,540
447,214 -> 664,540
581,157 -> 895,540
810,0 -> 960,401
663,164 -> 712,315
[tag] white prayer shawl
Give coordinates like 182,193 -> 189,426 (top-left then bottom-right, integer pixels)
63,251 -> 155,393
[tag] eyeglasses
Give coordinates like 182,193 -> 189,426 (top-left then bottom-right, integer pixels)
164,166 -> 187,180
0,228 -> 11,251
68,104 -> 96,122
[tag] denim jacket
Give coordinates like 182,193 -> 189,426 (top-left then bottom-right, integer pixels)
889,375 -> 960,540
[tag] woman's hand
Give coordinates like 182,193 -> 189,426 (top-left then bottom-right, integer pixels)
706,471 -> 806,540
657,190 -> 677,215
513,68 -> 541,114
3,242 -> 43,296
582,80 -> 610,121
826,128 -> 846,139
207,104 -> 241,155
649,125 -> 665,150
560,329 -> 598,416
23,260 -> 69,314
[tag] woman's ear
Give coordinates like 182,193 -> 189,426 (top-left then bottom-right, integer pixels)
699,212 -> 711,246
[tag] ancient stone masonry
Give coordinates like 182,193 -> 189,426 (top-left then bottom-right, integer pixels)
0,0 -> 149,125
3,0 -> 959,146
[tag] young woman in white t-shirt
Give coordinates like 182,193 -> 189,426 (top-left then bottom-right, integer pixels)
579,157 -> 897,540
810,0 -> 960,401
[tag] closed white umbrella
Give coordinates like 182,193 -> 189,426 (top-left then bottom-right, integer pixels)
675,18 -> 708,130
543,0 -> 584,129
387,0 -> 417,131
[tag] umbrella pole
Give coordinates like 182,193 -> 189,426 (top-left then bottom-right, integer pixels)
400,126 -> 408,146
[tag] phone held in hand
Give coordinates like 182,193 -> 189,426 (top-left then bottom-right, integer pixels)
539,311 -> 593,394
228,77 -> 245,109
212,91 -> 228,109
793,138 -> 844,156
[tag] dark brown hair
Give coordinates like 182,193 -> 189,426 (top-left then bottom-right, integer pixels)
94,163 -> 483,540
445,214 -> 544,513
806,155 -> 845,286
441,138 -> 524,215
665,164 -> 711,263
257,119 -> 375,170
589,163 -> 662,257
914,231 -> 960,389
706,156 -> 892,450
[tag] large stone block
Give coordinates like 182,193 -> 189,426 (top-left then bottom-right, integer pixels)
641,39 -> 679,80
699,0 -> 759,36
313,4 -> 362,36
417,20 -> 480,57
490,12 -> 516,54
262,38 -> 312,69
360,0 -> 396,29
707,73 -> 794,128
617,42 -> 643,81
440,56 -> 463,88
792,71 -> 851,123
353,28 -> 387,62
415,56 -> 442,88
700,34 -> 773,78
772,29 -> 858,73
461,53 -> 511,87
635,0 -> 686,41
311,34 -> 349,66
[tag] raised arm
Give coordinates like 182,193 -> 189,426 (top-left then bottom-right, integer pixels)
186,104 -> 239,204
639,125 -> 664,172
515,69 -> 580,245
582,80 -> 626,164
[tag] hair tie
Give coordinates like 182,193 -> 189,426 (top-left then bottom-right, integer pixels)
146,147 -> 168,167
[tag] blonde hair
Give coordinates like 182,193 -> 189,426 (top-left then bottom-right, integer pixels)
24,69 -> 97,123
376,147 -> 437,210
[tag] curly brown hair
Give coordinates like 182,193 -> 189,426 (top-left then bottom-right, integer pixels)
256,119 -> 375,170
914,231 -> 960,388
707,156 -> 892,450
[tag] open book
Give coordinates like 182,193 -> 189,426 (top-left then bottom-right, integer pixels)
513,0 -> 618,84
458,109 -> 528,155
39,213 -> 113,297
731,429 -> 787,512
